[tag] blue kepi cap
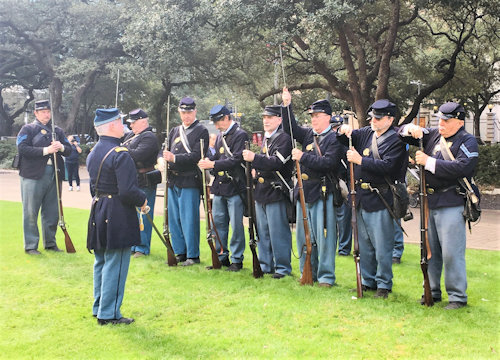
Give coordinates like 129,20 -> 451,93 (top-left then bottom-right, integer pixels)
209,105 -> 231,122
94,108 -> 121,126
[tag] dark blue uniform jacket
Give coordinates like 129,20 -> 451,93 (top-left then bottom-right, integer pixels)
337,126 -> 408,212
17,120 -> 72,179
209,123 -> 248,197
86,136 -> 146,250
252,130 -> 293,205
399,126 -> 478,209
281,105 -> 343,204
167,120 -> 209,189
122,126 -> 160,188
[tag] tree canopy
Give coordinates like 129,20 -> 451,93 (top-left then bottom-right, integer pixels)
0,0 -> 498,136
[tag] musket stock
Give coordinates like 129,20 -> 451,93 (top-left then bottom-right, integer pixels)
144,212 -> 177,265
49,94 -> 75,253
349,137 -> 362,297
162,96 -> 178,266
296,161 -> 313,286
278,46 -> 312,285
201,139 -> 222,269
245,142 -> 264,279
419,137 -> 433,306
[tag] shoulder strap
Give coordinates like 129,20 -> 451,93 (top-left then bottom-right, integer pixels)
122,133 -> 139,146
178,125 -> 192,153
95,146 -> 117,195
371,130 -> 397,185
439,136 -> 476,194
371,128 -> 396,160
221,135 -> 233,157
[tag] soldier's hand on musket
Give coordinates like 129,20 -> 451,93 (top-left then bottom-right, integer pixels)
282,87 -> 291,107
198,158 -> 214,170
406,123 -> 424,139
338,124 -> 353,138
242,149 -> 255,162
156,157 -> 165,172
415,150 -> 429,166
347,148 -> 362,165
163,150 -> 175,162
47,141 -> 63,154
292,148 -> 303,161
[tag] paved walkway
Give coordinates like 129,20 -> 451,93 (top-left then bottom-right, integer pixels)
1,168 -> 498,251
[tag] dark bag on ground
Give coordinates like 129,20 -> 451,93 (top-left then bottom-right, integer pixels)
390,181 -> 410,219
12,153 -> 20,169
145,169 -> 162,187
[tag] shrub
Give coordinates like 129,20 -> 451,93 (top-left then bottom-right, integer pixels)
475,144 -> 500,187
0,142 -> 18,169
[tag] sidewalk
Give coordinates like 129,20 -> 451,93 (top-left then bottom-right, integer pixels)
1,168 -> 498,251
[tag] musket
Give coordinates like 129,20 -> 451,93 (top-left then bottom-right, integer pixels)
419,137 -> 433,306
162,95 -> 177,266
348,134 -> 362,298
279,45 -> 313,285
144,211 -> 176,262
245,141 -> 263,278
201,139 -> 222,269
49,94 -> 75,253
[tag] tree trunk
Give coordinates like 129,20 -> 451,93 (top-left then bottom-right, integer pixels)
375,0 -> 400,100
66,68 -> 102,133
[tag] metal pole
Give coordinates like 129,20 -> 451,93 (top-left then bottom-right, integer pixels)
115,69 -> 120,108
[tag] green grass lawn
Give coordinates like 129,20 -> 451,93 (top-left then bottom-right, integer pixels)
0,200 -> 498,359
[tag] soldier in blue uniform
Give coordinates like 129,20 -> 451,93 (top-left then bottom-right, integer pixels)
199,105 -> 248,271
87,108 -> 147,325
242,105 -> 293,278
399,102 -> 478,310
337,99 -> 408,298
282,89 -> 343,287
16,100 -> 72,254
123,109 -> 161,257
162,97 -> 209,266
330,115 -> 352,256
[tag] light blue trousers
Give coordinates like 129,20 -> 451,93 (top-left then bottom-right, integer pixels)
168,186 -> 201,258
212,194 -> 245,264
428,206 -> 467,303
255,200 -> 292,275
357,208 -> 395,290
20,165 -> 59,250
132,186 -> 157,255
93,247 -> 131,320
296,194 -> 337,285
392,219 -> 404,259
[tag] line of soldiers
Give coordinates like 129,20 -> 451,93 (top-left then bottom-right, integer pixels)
156,92 -> 477,310
16,91 -> 478,325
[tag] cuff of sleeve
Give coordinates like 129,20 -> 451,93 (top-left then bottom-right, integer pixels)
425,157 -> 436,174
43,147 -> 49,156
401,124 -> 410,136
172,155 -> 176,163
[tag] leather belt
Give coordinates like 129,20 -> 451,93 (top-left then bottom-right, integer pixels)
95,193 -> 116,199
360,183 -> 389,192
138,166 -> 154,174
427,185 -> 456,194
